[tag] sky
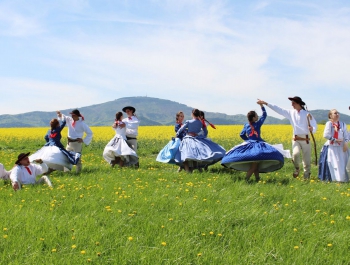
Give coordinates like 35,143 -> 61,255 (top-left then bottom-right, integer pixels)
1,0 -> 350,118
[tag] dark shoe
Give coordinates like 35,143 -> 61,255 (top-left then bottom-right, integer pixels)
293,168 -> 299,178
46,168 -> 56,175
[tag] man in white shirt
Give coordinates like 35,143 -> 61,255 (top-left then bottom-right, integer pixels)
10,152 -> 52,191
57,109 -> 93,173
257,97 -> 317,179
0,163 -> 10,180
121,106 -> 140,167
121,106 -> 139,150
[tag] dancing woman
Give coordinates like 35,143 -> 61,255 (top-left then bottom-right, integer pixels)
30,116 -> 81,171
319,109 -> 349,182
156,111 -> 186,164
103,112 -> 138,167
175,109 -> 225,173
221,103 -> 289,181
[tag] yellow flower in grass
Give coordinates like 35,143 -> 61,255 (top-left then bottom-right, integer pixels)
330,220 -> 335,224
294,246 -> 299,249
3,228 -> 7,231
209,231 -> 214,235
346,216 -> 350,220
81,250 -> 86,254
52,248 -> 57,252
293,228 -> 297,232
327,243 -> 332,247
72,244 -> 77,249
128,237 -> 133,241
161,242 -> 167,246
3,235 -> 8,239
197,253 -> 202,257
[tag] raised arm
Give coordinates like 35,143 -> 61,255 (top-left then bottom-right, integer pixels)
257,99 -> 291,119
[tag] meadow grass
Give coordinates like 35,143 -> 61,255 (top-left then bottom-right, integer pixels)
0,126 -> 349,264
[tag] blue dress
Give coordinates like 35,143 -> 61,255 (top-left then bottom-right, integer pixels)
174,119 -> 226,166
318,145 -> 331,181
44,120 -> 80,165
156,123 -> 185,164
221,107 -> 284,172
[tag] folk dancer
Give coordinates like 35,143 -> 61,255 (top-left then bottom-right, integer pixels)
121,106 -> 140,167
257,97 -> 317,179
57,109 -> 93,173
10,152 -> 52,191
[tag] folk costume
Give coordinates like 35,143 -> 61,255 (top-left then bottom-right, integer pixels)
156,122 -> 186,164
122,106 -> 139,152
10,153 -> 52,189
103,120 -> 138,166
222,107 -> 289,172
0,163 -> 10,180
58,110 -> 93,173
266,97 -> 317,178
174,118 -> 225,167
319,121 -> 349,182
30,116 -> 81,171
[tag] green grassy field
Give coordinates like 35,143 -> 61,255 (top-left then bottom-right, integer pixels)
0,130 -> 349,264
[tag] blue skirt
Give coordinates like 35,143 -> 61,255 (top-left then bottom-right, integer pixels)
174,136 -> 226,166
318,144 -> 332,181
156,138 -> 181,164
221,140 -> 284,172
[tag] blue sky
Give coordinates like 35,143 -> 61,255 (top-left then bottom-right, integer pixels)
1,0 -> 350,118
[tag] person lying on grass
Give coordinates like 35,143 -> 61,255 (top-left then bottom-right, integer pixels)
10,152 -> 53,191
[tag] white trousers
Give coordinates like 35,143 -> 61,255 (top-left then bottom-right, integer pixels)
65,142 -> 83,173
292,140 -> 311,178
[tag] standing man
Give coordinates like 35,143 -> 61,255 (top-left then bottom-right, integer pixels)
257,97 -> 317,179
121,106 -> 140,167
57,109 -> 93,173
10,152 -> 52,190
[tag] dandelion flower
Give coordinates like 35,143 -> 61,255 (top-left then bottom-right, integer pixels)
81,250 -> 86,254
128,237 -> 133,241
72,245 -> 77,249
161,242 -> 167,246
327,244 -> 332,247
52,249 -> 57,252
197,253 -> 202,257
209,231 -> 214,235
293,228 -> 297,232
294,246 -> 299,249
3,235 -> 8,239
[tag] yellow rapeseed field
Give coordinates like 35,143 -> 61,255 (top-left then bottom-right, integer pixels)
0,124 -> 326,145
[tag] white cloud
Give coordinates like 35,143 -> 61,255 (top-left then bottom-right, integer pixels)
1,0 -> 350,117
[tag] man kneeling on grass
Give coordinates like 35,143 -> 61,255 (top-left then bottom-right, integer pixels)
10,152 -> 53,191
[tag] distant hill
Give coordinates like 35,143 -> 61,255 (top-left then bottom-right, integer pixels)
0,97 -> 349,127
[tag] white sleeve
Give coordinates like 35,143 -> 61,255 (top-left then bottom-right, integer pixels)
33,163 -> 48,175
323,121 -> 332,140
0,164 -> 10,180
267,104 -> 291,119
10,165 -> 21,183
83,124 -> 93,145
